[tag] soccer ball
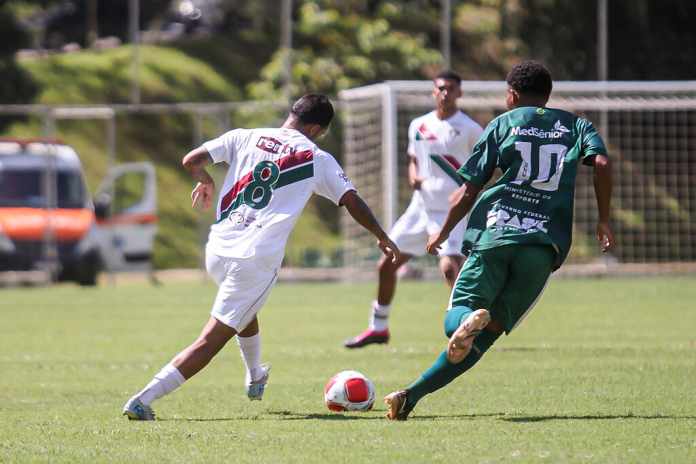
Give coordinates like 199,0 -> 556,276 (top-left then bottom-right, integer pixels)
324,370 -> 376,412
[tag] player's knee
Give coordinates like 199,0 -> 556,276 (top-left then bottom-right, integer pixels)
378,255 -> 399,274
193,332 -> 228,356
441,265 -> 457,283
439,257 -> 461,282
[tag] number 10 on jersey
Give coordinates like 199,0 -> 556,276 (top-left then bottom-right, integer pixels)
512,142 -> 568,192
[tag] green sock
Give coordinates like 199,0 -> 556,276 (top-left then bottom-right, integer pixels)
406,328 -> 500,409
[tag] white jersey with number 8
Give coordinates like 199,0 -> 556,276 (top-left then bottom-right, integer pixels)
202,127 -> 355,270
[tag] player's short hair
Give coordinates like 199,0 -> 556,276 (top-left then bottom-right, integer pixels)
290,94 -> 334,128
435,70 -> 462,86
506,61 -> 553,98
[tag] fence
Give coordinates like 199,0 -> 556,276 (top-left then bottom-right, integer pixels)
340,81 -> 696,275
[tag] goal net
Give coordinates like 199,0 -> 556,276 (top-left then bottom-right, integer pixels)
339,81 -> 696,275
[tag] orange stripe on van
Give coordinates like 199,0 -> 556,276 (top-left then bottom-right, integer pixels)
96,213 -> 158,226
0,208 -> 94,241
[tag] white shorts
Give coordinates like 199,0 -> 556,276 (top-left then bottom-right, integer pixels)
390,194 -> 466,257
206,250 -> 279,331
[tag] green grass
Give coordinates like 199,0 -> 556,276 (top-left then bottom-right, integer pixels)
1,277 -> 695,463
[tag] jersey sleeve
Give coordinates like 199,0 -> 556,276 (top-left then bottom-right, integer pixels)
578,118 -> 608,166
202,129 -> 245,164
313,151 -> 356,205
457,123 -> 499,187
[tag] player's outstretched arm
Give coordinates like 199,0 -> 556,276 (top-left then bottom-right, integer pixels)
593,154 -> 615,252
339,190 -> 400,263
182,146 -> 215,210
426,181 -> 481,255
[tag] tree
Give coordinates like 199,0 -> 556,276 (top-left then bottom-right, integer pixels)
248,0 -> 442,99
0,4 -> 38,129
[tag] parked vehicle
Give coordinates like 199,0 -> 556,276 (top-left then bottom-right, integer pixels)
0,138 -> 157,285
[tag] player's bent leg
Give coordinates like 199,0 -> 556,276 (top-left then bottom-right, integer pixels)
123,317 -> 236,421
385,323 -> 502,421
173,316 -> 238,379
384,250 -> 508,421
344,253 -> 412,349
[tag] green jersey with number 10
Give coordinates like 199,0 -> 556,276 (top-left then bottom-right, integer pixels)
457,106 -> 607,269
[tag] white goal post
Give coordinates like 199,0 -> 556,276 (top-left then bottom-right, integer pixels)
339,80 -> 696,272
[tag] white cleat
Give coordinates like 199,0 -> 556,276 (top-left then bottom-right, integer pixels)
447,309 -> 491,364
122,396 -> 156,421
246,363 -> 271,401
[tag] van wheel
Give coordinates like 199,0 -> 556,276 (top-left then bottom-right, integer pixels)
77,251 -> 102,286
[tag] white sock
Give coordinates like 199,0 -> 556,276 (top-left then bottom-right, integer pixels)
137,363 -> 185,406
369,301 -> 391,331
237,333 -> 262,382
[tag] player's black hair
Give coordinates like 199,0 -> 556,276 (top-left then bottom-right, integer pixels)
435,70 -> 462,86
506,61 -> 553,98
290,94 -> 334,128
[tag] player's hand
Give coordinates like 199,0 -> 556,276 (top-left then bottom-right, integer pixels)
377,236 -> 400,264
596,221 -> 615,252
426,232 -> 447,255
191,181 -> 215,210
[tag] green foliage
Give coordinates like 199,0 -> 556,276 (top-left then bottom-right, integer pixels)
22,45 -> 240,104
0,5 -> 38,130
0,278 -> 695,462
248,1 -> 442,99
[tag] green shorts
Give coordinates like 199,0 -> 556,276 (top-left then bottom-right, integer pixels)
449,244 -> 555,333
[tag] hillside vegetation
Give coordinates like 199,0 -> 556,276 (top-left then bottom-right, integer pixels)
9,45 -> 340,268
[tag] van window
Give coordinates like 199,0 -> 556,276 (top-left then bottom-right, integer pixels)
112,171 -> 146,214
0,168 -> 86,209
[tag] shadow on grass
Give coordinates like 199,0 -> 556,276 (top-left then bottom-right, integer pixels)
272,410 -> 510,421
158,410 -> 507,422
503,414 -> 696,423
158,411 -> 696,423
495,346 -> 551,352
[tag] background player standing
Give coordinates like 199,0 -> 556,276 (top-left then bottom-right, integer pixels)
384,61 -> 615,420
344,70 -> 483,349
122,94 -> 400,420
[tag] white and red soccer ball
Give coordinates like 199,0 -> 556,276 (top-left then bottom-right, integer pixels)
324,370 -> 376,412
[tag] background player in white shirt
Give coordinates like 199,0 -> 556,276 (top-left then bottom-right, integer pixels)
123,94 -> 400,420
345,71 -> 484,349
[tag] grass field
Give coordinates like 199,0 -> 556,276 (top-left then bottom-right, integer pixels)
1,276 -> 695,463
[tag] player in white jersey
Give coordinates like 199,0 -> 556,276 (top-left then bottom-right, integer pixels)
345,71 -> 484,349
122,94 -> 400,420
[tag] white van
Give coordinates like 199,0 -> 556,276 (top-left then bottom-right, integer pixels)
0,138 -> 157,285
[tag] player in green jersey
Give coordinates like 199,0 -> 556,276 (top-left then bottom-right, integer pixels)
384,60 -> 615,420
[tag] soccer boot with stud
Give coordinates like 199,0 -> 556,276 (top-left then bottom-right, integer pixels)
384,390 -> 413,421
246,363 -> 271,401
447,308 -> 491,364
122,396 -> 156,421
